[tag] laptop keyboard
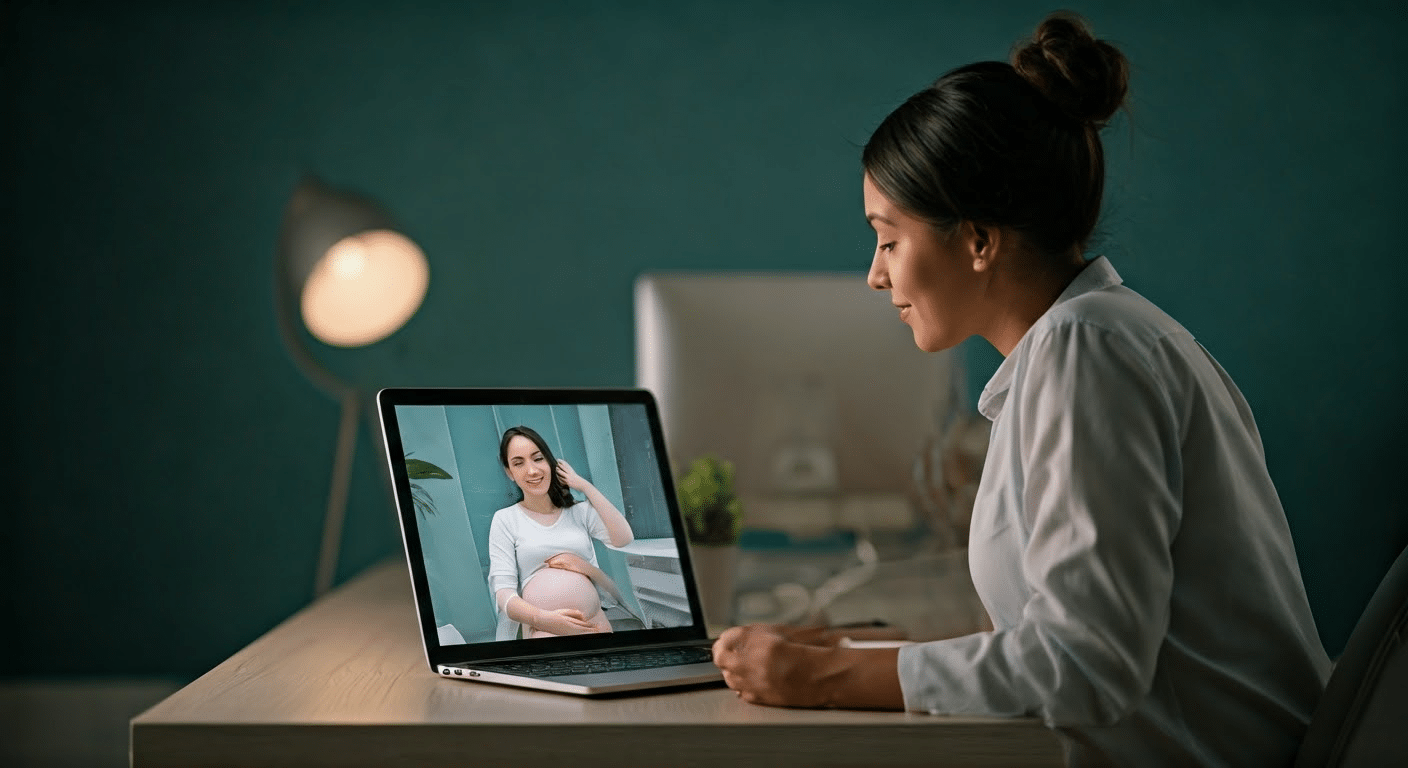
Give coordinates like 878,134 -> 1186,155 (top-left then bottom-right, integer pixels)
472,645 -> 715,677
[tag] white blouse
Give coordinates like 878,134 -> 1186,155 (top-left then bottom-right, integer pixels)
488,501 -> 609,596
487,501 -> 610,640
897,257 -> 1330,767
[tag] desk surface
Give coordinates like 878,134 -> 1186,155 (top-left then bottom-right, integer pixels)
132,559 -> 1064,768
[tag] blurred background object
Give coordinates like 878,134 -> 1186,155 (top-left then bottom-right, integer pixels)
636,272 -> 961,535
913,414 -> 993,553
637,271 -> 974,627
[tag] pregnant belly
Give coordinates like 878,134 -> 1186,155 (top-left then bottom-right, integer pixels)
523,567 -> 601,619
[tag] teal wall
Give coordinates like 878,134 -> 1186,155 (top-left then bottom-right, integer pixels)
3,0 -> 1403,679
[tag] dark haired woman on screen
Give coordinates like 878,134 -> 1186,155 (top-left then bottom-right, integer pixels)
712,13 -> 1329,766
487,425 -> 636,639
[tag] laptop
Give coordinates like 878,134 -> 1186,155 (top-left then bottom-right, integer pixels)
376,387 -> 726,696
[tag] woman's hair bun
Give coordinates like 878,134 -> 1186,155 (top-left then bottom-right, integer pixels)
1011,12 -> 1128,128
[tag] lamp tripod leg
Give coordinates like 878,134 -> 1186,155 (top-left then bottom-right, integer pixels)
314,392 -> 359,597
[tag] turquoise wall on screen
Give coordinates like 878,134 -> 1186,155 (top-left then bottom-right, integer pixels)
2,0 -> 1403,678
394,405 -> 497,643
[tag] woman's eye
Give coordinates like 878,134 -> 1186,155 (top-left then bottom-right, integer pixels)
879,242 -> 896,253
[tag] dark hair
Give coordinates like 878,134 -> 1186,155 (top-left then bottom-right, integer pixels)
498,425 -> 575,509
862,12 -> 1128,258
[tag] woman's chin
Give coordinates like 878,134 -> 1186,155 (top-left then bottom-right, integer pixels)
912,333 -> 945,353
913,327 -> 963,354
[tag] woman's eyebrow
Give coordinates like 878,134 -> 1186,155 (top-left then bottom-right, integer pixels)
866,212 -> 896,227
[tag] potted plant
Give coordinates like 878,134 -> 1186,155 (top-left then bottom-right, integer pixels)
677,456 -> 742,627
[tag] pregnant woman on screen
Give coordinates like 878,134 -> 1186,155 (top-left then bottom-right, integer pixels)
488,425 -> 635,639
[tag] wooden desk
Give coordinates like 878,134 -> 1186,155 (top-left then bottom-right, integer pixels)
132,560 -> 1064,767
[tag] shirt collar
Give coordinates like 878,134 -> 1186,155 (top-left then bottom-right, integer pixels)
975,256 -> 1124,421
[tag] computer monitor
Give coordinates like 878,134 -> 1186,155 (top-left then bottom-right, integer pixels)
634,272 -> 965,536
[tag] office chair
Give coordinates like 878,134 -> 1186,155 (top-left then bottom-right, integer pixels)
1295,543 -> 1408,767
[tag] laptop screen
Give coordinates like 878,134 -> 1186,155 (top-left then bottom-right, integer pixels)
378,388 -> 707,665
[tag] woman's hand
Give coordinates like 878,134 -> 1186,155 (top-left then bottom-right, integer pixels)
535,607 -> 601,636
557,459 -> 634,548
712,624 -> 905,710
546,552 -> 639,621
556,459 -> 592,492
712,624 -> 833,707
764,624 -> 846,647
545,551 -> 592,576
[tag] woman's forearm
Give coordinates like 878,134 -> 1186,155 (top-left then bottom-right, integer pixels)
499,591 -> 543,631
546,553 -> 629,607
580,561 -> 628,606
820,646 -> 905,710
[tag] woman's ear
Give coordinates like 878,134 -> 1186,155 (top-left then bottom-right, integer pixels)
964,221 -> 1008,273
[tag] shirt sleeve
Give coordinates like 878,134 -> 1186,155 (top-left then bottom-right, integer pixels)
572,500 -> 612,544
486,509 -> 519,603
899,322 -> 1182,727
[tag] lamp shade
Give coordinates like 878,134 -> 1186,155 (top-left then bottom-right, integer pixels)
277,177 -> 428,348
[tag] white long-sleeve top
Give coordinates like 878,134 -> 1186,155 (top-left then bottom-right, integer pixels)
488,501 -> 609,596
898,257 -> 1330,767
487,501 -> 610,640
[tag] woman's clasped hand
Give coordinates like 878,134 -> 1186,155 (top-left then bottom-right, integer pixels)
712,624 -> 903,709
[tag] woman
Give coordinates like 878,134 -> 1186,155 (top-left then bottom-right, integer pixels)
487,425 -> 636,639
712,13 -> 1330,767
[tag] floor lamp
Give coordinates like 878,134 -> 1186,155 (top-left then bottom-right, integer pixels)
275,176 -> 429,597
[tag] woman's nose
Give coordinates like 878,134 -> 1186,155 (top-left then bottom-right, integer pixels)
867,249 -> 889,291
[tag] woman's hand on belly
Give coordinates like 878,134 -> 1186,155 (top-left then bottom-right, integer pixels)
545,551 -> 630,610
534,607 -> 599,636
523,568 -> 607,637
545,551 -> 593,577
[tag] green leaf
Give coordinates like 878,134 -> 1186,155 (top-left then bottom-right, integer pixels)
410,482 -> 437,517
406,458 -> 453,480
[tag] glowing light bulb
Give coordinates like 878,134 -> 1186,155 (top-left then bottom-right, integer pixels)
328,242 -> 368,280
301,229 -> 429,347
